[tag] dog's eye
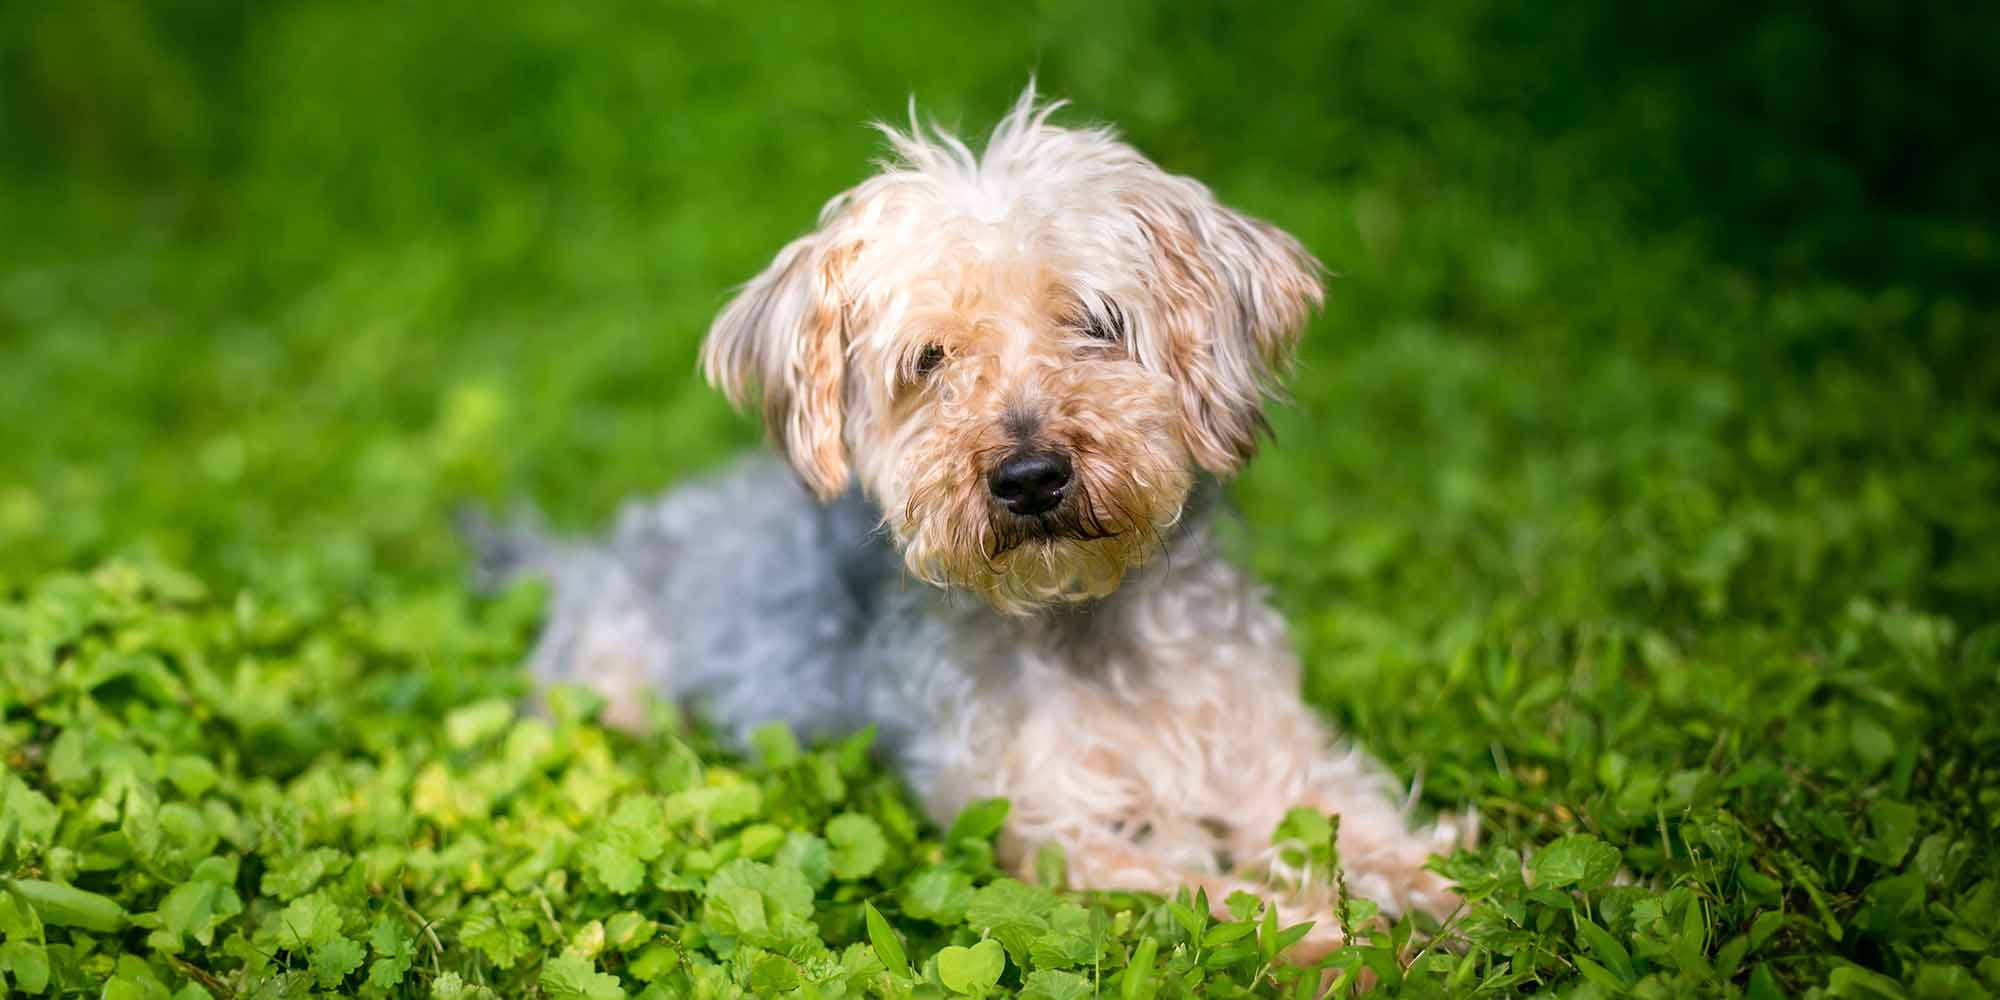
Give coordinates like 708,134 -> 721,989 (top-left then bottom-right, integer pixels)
914,343 -> 946,378
1078,299 -> 1126,343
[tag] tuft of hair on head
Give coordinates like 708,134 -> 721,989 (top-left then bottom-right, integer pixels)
872,81 -> 1064,180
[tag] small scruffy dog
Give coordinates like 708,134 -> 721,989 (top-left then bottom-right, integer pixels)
481,89 -> 1470,945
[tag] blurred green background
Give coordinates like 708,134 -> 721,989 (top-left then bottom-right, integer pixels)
4,0 -> 1999,992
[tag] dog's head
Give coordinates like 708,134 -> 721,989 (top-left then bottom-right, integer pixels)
703,89 -> 1322,613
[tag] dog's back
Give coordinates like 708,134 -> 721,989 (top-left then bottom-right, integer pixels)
471,455 -> 901,743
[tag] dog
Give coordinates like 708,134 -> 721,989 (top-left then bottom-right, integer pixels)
476,88 -> 1471,949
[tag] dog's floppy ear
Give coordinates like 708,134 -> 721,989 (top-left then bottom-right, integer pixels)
702,224 -> 859,500
1127,179 -> 1323,475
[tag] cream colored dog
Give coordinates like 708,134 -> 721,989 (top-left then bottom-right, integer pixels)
482,87 -> 1472,953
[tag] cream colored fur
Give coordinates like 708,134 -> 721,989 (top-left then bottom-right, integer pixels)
495,86 -> 1475,963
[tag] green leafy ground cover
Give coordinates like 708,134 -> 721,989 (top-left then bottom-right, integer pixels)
3,1 -> 1998,996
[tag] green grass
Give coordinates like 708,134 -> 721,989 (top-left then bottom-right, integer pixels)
3,0 -> 1998,996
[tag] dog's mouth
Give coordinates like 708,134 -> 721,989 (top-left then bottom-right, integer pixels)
894,453 -> 1190,610
986,515 -> 1117,558
983,480 -> 1124,560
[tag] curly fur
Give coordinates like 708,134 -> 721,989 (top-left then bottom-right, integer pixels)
480,87 -> 1473,955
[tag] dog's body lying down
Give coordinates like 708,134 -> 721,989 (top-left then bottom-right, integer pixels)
480,455 -> 1465,935
483,88 -> 1472,950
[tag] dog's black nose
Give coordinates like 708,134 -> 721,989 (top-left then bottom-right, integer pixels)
988,450 -> 1072,516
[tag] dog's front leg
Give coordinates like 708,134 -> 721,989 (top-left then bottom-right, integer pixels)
1227,690 -> 1474,926
907,666 -> 1462,962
